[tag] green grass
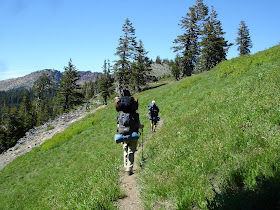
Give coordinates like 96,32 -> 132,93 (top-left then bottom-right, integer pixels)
136,44 -> 280,209
0,104 -> 124,209
1,45 -> 280,209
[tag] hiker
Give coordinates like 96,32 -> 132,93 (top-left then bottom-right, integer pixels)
115,90 -> 144,176
148,100 -> 159,132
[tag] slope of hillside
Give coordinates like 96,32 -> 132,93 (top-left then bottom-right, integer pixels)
0,45 -> 280,209
137,44 -> 280,209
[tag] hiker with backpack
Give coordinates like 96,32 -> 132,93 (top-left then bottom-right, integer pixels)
115,90 -> 144,176
148,100 -> 159,132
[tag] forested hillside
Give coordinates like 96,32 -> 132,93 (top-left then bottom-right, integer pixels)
0,44 -> 279,209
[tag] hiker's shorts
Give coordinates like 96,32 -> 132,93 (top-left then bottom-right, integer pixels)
150,119 -> 158,124
122,139 -> 138,172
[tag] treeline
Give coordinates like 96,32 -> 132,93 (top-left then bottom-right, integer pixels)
0,59 -> 113,153
170,0 -> 253,80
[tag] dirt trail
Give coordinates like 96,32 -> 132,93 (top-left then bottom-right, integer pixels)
0,105 -> 106,170
117,119 -> 164,210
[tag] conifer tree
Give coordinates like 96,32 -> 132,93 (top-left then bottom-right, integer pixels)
200,6 -> 230,71
236,20 -> 253,55
0,101 -> 9,127
0,126 -> 6,153
115,18 -> 137,96
18,91 -> 34,131
155,56 -> 162,64
0,102 -> 9,152
131,40 -> 151,91
100,60 -> 114,105
169,55 -> 181,80
56,59 -> 82,112
6,108 -> 23,148
173,6 -> 199,77
194,0 -> 209,40
82,80 -> 94,109
33,72 -> 55,124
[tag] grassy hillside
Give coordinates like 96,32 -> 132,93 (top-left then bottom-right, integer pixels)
137,44 -> 280,209
0,44 -> 280,209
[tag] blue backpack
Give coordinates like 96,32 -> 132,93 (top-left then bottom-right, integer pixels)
148,104 -> 159,120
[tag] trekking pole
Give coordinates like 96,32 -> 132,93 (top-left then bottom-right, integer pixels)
141,127 -> 144,162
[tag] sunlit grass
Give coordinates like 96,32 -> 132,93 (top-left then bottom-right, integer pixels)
137,44 -> 280,209
0,45 -> 280,209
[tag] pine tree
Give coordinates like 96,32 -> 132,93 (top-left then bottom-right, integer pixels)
0,102 -> 9,152
115,18 -> 137,96
200,6 -> 230,71
169,55 -> 181,80
155,56 -> 162,64
6,108 -> 23,148
194,0 -> 209,39
0,126 -> 6,153
131,40 -> 151,92
173,6 -> 200,77
100,60 -> 114,105
33,72 -> 56,125
56,59 -> 82,112
0,101 -> 9,127
82,80 -> 94,109
18,91 -> 34,131
236,20 -> 253,55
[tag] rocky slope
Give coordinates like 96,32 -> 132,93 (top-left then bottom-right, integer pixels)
0,102 -> 105,170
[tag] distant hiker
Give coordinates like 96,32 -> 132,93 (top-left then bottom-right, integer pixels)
148,100 -> 159,132
115,90 -> 144,176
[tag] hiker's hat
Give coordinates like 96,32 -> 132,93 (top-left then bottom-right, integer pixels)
152,100 -> 155,105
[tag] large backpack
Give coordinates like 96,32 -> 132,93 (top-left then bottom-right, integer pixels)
116,96 -> 139,135
115,96 -> 138,112
148,104 -> 159,118
117,111 -> 139,135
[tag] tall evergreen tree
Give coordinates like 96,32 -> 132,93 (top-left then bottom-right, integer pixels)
56,59 -> 82,112
200,6 -> 230,71
82,80 -> 94,109
173,6 -> 199,77
115,18 -> 137,96
0,101 -> 9,127
0,126 -> 6,153
131,40 -> 151,91
6,108 -> 23,149
18,91 -> 34,131
236,20 -> 253,55
33,72 -> 56,124
100,60 -> 114,105
155,56 -> 162,64
194,0 -> 209,39
169,55 -> 181,81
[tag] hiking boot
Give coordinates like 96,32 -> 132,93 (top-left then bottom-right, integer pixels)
126,171 -> 133,176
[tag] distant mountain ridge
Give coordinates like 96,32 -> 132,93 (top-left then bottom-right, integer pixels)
0,64 -> 171,92
0,69 -> 101,92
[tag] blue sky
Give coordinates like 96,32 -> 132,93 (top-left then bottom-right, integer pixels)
0,0 -> 279,81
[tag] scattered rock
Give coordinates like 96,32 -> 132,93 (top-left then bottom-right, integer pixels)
0,103 -> 105,170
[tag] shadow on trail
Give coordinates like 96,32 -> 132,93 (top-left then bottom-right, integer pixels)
207,171 -> 280,210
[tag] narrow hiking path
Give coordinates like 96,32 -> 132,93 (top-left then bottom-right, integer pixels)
117,119 -> 164,210
0,105 -> 106,170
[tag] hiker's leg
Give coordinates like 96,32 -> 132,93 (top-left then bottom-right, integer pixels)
153,120 -> 157,132
150,120 -> 153,132
127,139 -> 138,172
122,142 -> 128,169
